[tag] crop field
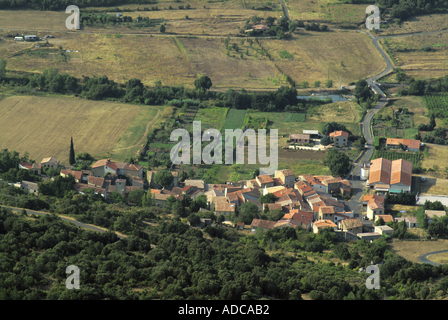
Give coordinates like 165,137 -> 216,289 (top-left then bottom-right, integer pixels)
222,109 -> 247,131
244,100 -> 363,138
1,33 -> 193,87
370,150 -> 423,166
260,31 -> 387,86
285,0 -> 366,24
193,106 -> 229,131
381,33 -> 448,79
424,94 -> 448,119
0,95 -> 162,164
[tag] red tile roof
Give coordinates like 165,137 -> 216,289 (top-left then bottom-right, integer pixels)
61,169 -> 82,180
251,219 -> 276,229
329,131 -> 349,138
369,158 -> 392,185
390,159 -> 412,186
257,175 -> 274,184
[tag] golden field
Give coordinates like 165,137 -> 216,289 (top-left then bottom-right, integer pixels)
0,95 -> 163,164
388,239 -> 448,263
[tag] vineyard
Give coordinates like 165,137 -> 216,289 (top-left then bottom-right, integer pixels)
424,94 -> 448,118
371,150 -> 422,166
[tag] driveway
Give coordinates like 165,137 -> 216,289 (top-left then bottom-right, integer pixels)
418,249 -> 448,266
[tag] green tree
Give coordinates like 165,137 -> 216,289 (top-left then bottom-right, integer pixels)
325,80 -> 333,88
314,80 -> 321,88
0,59 -> 7,82
258,193 -> 276,204
354,79 -> 373,103
374,217 -> 385,226
323,149 -> 351,177
69,137 -> 75,165
217,214 -> 225,225
154,170 -> 174,188
128,189 -> 146,206
160,24 -> 166,33
194,76 -> 213,91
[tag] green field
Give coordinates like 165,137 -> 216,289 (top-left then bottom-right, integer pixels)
370,150 -> 423,166
279,51 -> 293,59
222,109 -> 247,131
283,113 -> 306,122
194,106 -> 229,131
424,94 -> 448,119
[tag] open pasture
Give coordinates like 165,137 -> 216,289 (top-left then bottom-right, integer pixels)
0,95 -> 162,164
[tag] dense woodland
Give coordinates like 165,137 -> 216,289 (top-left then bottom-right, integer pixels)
0,0 -> 157,10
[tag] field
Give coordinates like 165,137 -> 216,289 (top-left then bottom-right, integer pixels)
427,252 -> 448,264
380,32 -> 448,79
246,100 -> 364,138
413,176 -> 448,196
382,14 -> 448,35
260,31 -> 387,86
420,144 -> 448,179
285,0 -> 366,24
370,150 -> 423,166
0,95 -> 163,164
423,94 -> 448,120
193,106 -> 229,131
388,239 -> 448,264
222,109 -> 247,131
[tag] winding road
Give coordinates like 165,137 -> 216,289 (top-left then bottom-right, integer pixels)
418,249 -> 448,266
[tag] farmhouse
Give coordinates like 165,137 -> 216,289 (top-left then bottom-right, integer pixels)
312,220 -> 337,233
302,130 -> 320,138
368,158 -> 412,193
60,169 -> 83,182
20,181 -> 39,195
329,131 -> 349,147
274,169 -> 295,187
339,218 -> 363,234
92,159 -> 143,179
41,157 -> 60,170
394,217 -> 418,228
289,134 -> 310,144
318,206 -> 335,222
386,138 -> 420,152
425,210 -> 447,224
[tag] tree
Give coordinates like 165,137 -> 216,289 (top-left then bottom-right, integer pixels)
325,80 -> 333,88
110,192 -> 126,204
188,213 -> 200,226
374,217 -> 385,226
323,149 -> 351,177
0,59 -> 6,82
160,24 -> 166,33
194,76 -> 212,91
128,189 -> 146,206
154,170 -> 174,188
429,113 -> 436,130
237,202 -> 259,224
354,79 -> 373,103
258,193 -> 276,204
314,80 -> 321,88
69,137 -> 75,165
320,135 -> 331,146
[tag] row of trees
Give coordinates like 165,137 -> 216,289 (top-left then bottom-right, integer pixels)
0,0 -> 158,10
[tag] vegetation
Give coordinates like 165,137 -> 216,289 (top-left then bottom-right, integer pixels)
323,149 -> 351,178
371,150 -> 422,166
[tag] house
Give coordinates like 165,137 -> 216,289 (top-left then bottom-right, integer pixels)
251,219 -> 276,230
60,169 -> 83,183
386,138 -> 420,152
425,210 -> 447,224
41,157 -> 60,170
87,176 -> 107,189
256,175 -> 274,188
375,214 -> 394,224
81,170 -> 90,181
154,193 -> 173,207
368,158 -> 412,193
281,209 -> 314,229
19,163 -> 33,170
329,131 -> 349,147
362,194 -> 385,206
20,180 -> 39,195
215,203 -> 236,216
336,230 -> 359,241
263,203 -> 282,212
274,169 -> 295,187
237,222 -> 245,230
184,180 -> 206,190
31,163 -> 42,175
339,218 -> 363,234
200,218 -> 212,229
312,220 -> 337,233
289,134 -> 310,144
92,159 -> 143,179
374,225 -> 394,235
318,206 -> 335,222
366,198 -> 385,220
132,178 -> 145,188
274,219 -> 300,229
394,217 -> 418,228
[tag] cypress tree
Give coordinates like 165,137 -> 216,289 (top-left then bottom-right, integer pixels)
69,137 -> 75,165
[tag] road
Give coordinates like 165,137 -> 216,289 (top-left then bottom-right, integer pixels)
4,205 -> 126,239
418,249 -> 448,266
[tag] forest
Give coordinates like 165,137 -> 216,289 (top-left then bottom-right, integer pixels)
1,206 -> 448,300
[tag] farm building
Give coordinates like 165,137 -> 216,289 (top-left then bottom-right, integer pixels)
302,130 -> 320,138
289,134 -> 310,144
386,138 -> 420,152
24,35 -> 38,41
368,158 -> 412,193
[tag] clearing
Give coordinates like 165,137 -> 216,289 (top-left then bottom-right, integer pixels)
193,106 -> 229,131
382,14 -> 448,35
0,95 -> 163,164
388,239 -> 448,263
420,144 -> 448,179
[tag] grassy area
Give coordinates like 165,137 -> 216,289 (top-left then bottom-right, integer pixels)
427,252 -> 448,264
421,144 -> 448,179
222,109 -> 247,131
381,13 -> 448,35
380,32 -> 448,80
0,95 -> 162,164
193,106 -> 229,131
388,239 -> 448,264
413,176 -> 448,196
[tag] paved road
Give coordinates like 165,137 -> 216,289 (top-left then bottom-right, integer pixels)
4,205 -> 126,239
418,249 -> 448,266
279,0 -> 290,21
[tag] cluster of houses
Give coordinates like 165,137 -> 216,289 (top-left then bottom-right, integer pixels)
386,138 -> 420,152
289,129 -> 350,149
14,154 -> 445,241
